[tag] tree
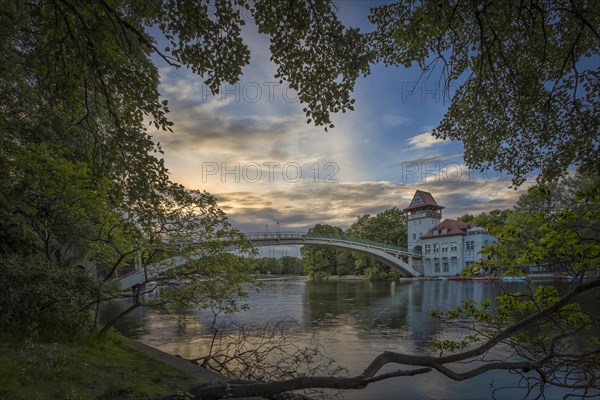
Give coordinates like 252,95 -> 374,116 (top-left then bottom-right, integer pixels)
280,256 -> 304,275
468,172 -> 600,275
457,209 -> 510,230
0,0 -> 380,336
301,224 -> 349,278
350,207 -> 407,246
369,0 -> 599,185
255,258 -> 282,275
349,207 -> 407,278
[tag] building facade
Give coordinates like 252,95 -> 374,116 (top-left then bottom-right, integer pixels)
404,190 -> 497,276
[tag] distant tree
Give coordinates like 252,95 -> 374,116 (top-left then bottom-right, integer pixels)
351,208 -> 407,247
280,256 -> 304,275
349,208 -> 406,278
301,224 -> 349,279
255,258 -> 283,275
335,249 -> 357,276
458,210 -> 510,230
457,214 -> 475,224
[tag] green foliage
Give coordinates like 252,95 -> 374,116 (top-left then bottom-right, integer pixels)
364,267 -> 400,281
349,207 -> 407,276
0,256 -> 101,338
1,0 -> 264,338
476,173 -> 600,276
255,257 -> 282,275
254,0 -> 371,129
251,256 -> 304,275
369,0 -> 598,185
457,209 -> 510,230
301,224 -> 347,278
280,256 -> 304,275
161,253 -> 256,315
302,209 -> 408,278
428,174 -> 600,369
350,208 -> 407,246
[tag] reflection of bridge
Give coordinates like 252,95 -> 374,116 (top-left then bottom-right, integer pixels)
246,232 -> 422,277
116,231 -> 423,290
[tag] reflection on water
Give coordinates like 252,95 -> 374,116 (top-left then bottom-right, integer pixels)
103,278 -> 595,400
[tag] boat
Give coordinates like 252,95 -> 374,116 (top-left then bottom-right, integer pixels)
500,276 -> 527,282
472,275 -> 495,282
448,276 -> 470,281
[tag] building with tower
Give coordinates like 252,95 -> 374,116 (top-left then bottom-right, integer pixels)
404,190 -> 497,276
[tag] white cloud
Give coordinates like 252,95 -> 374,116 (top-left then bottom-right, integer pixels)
407,131 -> 447,149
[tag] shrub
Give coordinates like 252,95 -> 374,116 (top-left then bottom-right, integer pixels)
0,256 -> 100,338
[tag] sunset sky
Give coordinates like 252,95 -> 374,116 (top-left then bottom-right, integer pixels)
150,2 -> 534,235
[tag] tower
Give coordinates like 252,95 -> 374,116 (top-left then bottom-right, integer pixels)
403,190 -> 444,252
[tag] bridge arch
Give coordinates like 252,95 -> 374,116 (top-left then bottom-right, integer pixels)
247,232 -> 422,277
116,232 -> 423,290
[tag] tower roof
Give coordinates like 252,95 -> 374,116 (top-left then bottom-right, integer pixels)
403,190 -> 444,212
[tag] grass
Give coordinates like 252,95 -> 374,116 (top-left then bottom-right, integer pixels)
0,333 -> 201,400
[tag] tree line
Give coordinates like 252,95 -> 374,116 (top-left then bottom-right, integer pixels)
254,256 -> 304,275
301,207 -> 407,280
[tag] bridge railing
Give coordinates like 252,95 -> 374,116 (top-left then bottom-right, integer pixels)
244,231 -> 306,240
244,231 -> 421,256
304,233 -> 420,255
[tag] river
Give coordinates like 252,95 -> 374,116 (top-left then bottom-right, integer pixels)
103,277 -> 596,399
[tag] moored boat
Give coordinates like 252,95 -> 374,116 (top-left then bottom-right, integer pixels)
501,276 -> 527,282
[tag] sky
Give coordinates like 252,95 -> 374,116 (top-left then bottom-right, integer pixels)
149,1 -> 535,237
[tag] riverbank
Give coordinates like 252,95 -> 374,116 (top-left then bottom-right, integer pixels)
0,333 -> 205,400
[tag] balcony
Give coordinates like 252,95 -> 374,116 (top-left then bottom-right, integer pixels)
407,211 -> 442,220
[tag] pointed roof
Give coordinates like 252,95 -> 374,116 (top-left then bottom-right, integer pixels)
403,190 -> 444,212
422,219 -> 469,239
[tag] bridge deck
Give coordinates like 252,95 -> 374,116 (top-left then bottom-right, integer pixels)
245,232 -> 421,258
116,231 -> 423,290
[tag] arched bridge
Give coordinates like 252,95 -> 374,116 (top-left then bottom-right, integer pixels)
246,232 -> 422,277
116,232 -> 423,290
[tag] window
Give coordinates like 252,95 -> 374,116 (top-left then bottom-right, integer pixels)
442,228 -> 448,235
465,240 -> 475,262
412,233 -> 416,240
442,258 -> 449,272
433,243 -> 439,252
450,242 -> 457,252
425,244 -> 431,254
484,239 -> 489,246
434,258 -> 440,273
433,230 -> 438,236
441,243 -> 448,253
419,232 -> 423,238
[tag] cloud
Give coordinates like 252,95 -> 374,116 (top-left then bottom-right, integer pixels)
387,154 -> 460,169
407,131 -> 447,149
210,177 -> 530,232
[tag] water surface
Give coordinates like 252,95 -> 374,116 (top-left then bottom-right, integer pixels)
105,278 -> 594,399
